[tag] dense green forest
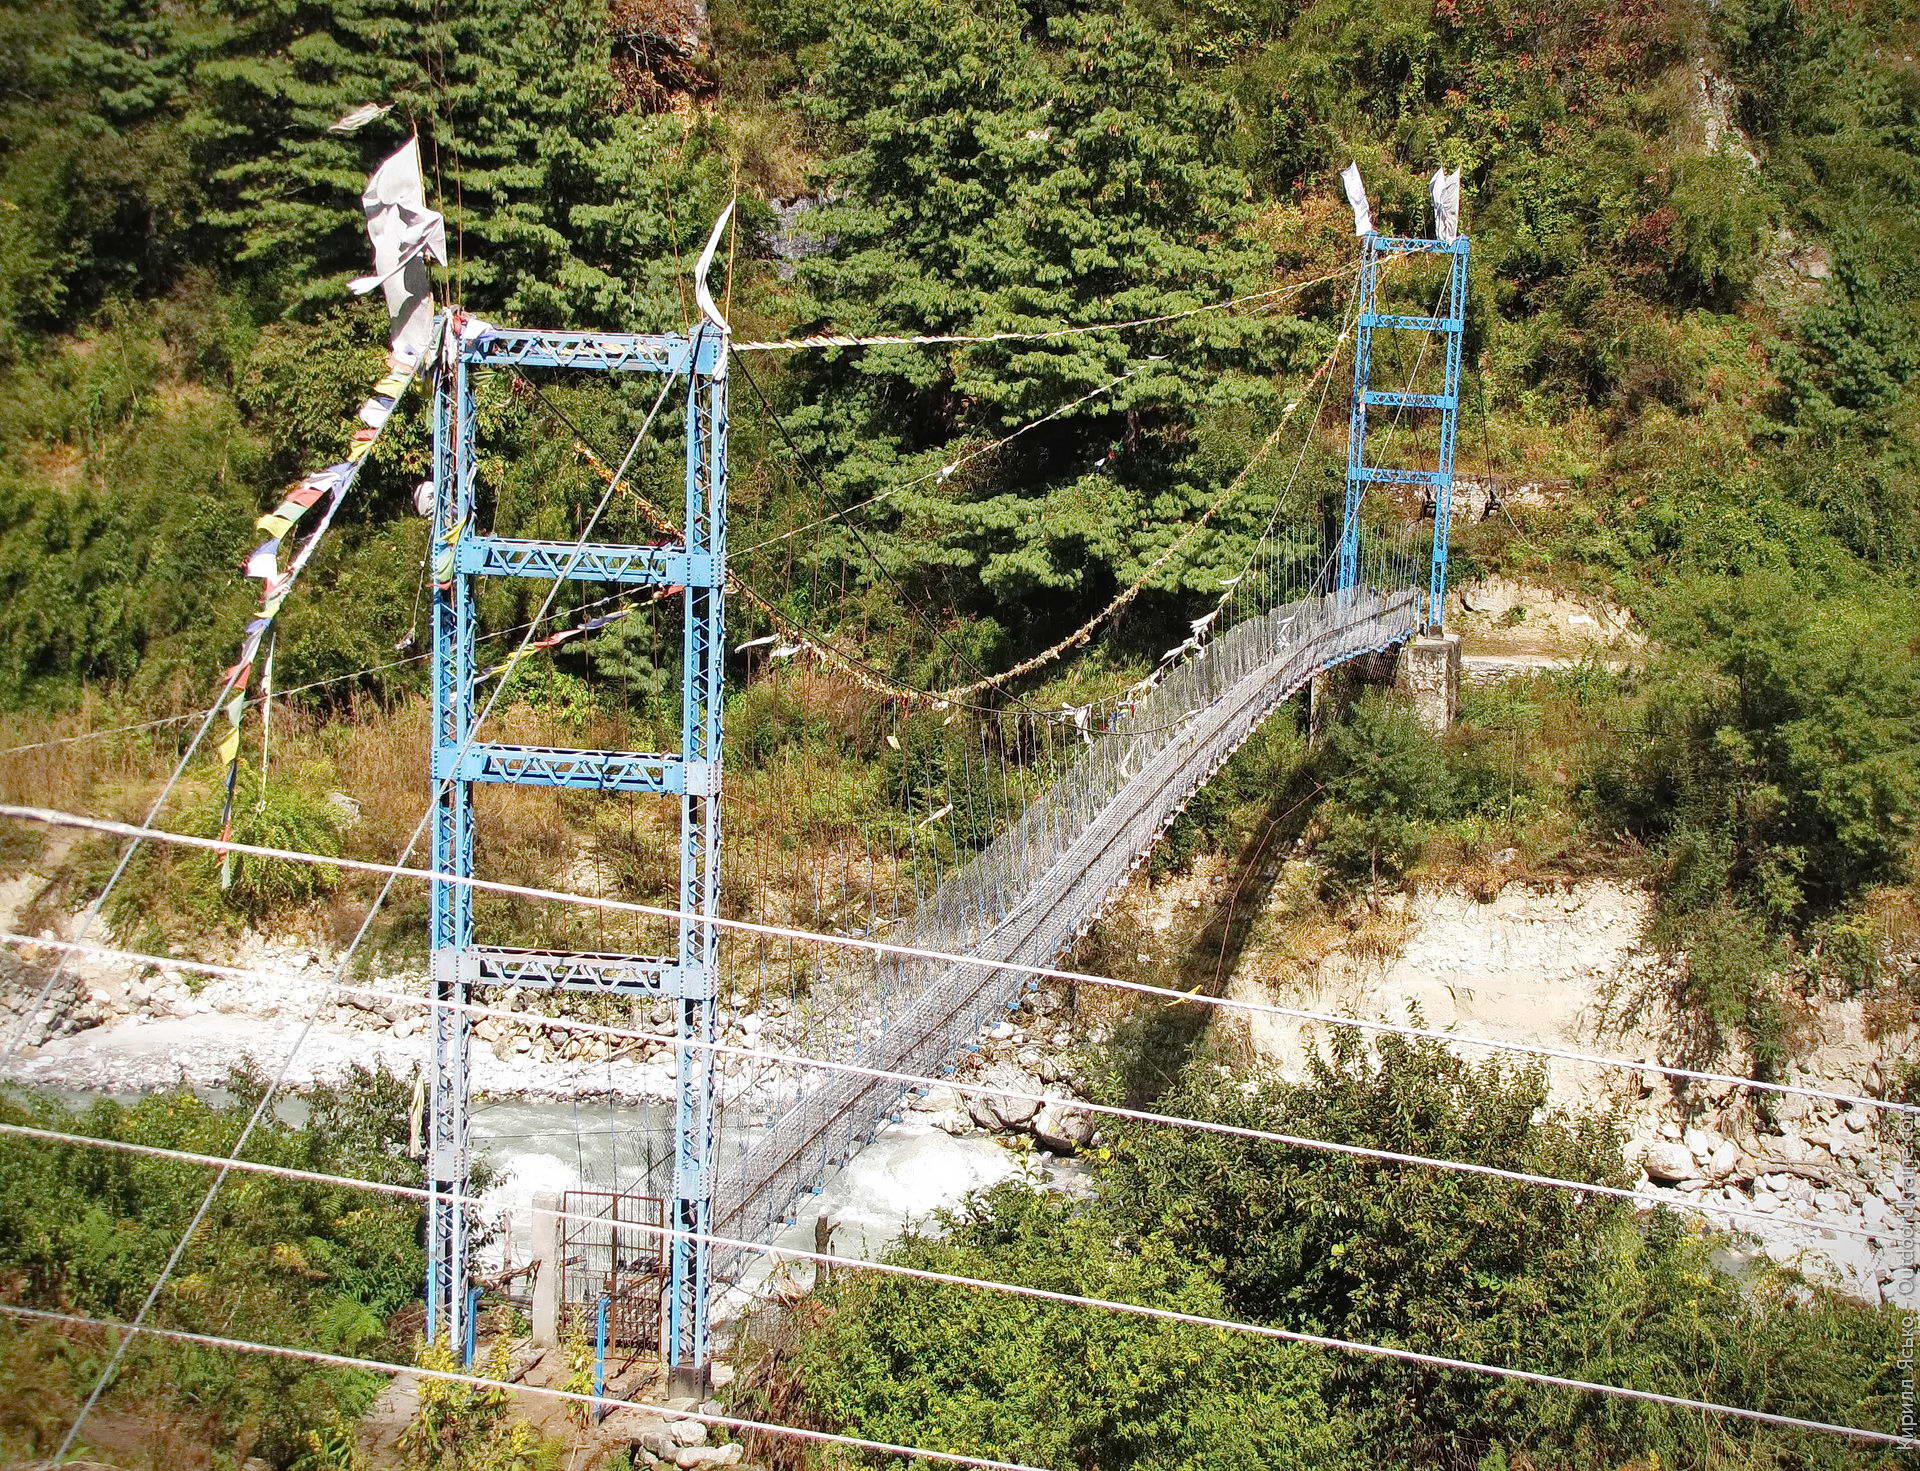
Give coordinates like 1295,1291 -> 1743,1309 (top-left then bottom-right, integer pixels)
0,0 -> 1917,1465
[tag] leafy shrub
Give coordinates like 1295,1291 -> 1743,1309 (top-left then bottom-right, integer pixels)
189,765 -> 346,922
773,1033 -> 1902,1469
0,1068 -> 422,1466
1308,692 -> 1516,893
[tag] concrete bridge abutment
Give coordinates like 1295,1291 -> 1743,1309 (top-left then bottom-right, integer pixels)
1394,632 -> 1461,732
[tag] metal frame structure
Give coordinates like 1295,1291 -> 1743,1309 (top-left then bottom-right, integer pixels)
425,316 -> 727,1376
561,1187 -> 667,1359
1336,231 -> 1470,626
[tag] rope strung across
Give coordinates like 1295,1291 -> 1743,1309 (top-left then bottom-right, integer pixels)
5,815 -> 1908,1121
525,313 -> 1358,712
0,262 -> 1368,754
0,1136 -> 1908,1451
727,265 -> 1364,352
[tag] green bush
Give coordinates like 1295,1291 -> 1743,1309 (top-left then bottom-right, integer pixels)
0,1069 -> 423,1466
190,765 -> 345,922
1308,692 -> 1517,893
1590,576 -> 1920,927
772,1033 -> 1901,1469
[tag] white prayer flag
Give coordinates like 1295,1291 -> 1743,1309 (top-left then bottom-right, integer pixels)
359,137 -> 447,357
1431,167 -> 1463,243
329,102 -> 393,134
1341,162 -> 1373,237
244,540 -> 280,581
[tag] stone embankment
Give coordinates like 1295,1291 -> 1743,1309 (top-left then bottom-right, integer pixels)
0,939 -> 816,1103
1226,878 -> 1916,1304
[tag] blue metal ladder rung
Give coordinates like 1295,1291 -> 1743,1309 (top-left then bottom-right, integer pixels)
457,535 -> 716,587
457,946 -> 687,995
1372,236 -> 1471,256
460,327 -> 723,375
1352,465 -> 1447,487
433,742 -> 697,794
1360,312 -> 1463,332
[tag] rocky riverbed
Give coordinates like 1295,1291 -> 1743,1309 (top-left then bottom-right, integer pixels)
1,871 -> 1912,1306
1218,876 -> 1917,1304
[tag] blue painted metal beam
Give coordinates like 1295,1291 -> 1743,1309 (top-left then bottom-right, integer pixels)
459,327 -> 724,376
1361,390 -> 1455,410
456,536 -> 716,587
457,946 -> 686,995
433,742 -> 691,793
668,327 -> 726,1381
426,323 -> 477,1357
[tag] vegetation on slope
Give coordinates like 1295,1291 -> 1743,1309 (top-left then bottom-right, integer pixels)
0,0 -> 1915,1462
750,1034 -> 1904,1470
0,1068 -> 423,1466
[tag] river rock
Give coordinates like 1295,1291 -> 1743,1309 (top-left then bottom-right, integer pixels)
968,1091 -> 1040,1130
1030,1102 -> 1095,1154
1642,1140 -> 1695,1184
674,1447 -> 741,1469
1701,1138 -> 1741,1181
666,1417 -> 708,1447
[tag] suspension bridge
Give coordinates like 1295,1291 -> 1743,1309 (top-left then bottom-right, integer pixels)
406,207 -> 1470,1377
0,150 -> 1911,1467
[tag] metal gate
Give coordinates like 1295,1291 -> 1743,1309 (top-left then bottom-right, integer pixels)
560,1188 -> 667,1357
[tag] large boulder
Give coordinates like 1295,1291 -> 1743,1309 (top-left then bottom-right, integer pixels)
1641,1140 -> 1696,1184
1030,1102 -> 1096,1155
674,1447 -> 743,1469
666,1417 -> 708,1448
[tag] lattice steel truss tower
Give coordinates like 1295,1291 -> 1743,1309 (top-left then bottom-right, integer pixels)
426,319 -> 728,1376
1336,229 -> 1470,625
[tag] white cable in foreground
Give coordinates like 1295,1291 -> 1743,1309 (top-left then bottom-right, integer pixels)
2,803 -> 1907,1121
0,1127 -> 1908,1451
0,1302 -> 1049,1471
1,933 -> 1893,1245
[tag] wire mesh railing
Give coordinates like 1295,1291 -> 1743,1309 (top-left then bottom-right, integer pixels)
704,528 -> 1425,1248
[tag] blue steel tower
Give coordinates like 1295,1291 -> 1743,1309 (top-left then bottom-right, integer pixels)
1336,228 -> 1470,625
425,294 -> 729,1377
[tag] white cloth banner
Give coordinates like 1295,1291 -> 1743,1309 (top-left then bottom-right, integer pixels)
1341,162 -> 1373,237
1431,167 -> 1463,243
357,137 -> 447,358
